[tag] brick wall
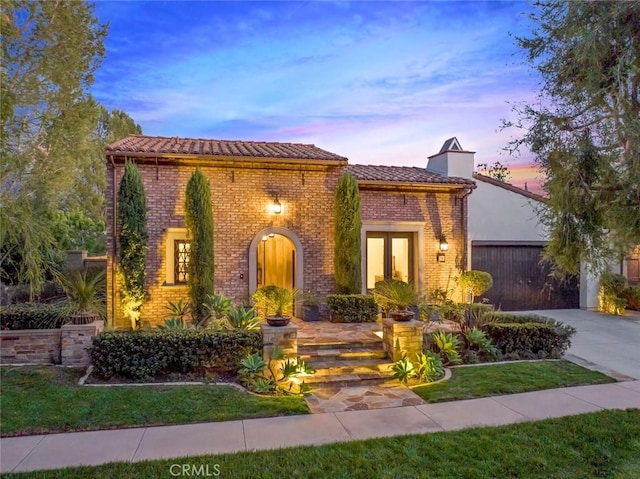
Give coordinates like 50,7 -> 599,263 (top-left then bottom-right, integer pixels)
0,329 -> 61,364
359,188 -> 467,300
106,157 -> 469,329
107,160 -> 342,328
0,322 -> 103,366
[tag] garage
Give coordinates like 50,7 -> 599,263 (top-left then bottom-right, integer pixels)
471,242 -> 579,311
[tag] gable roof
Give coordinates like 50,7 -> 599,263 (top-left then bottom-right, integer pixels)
346,164 -> 475,187
473,172 -> 546,202
106,135 -> 348,163
439,137 -> 463,153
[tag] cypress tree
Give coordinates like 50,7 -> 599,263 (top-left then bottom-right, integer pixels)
334,171 -> 362,293
184,168 -> 214,324
117,160 -> 147,328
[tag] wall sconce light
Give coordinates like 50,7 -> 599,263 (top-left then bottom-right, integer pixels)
439,235 -> 449,251
268,233 -> 275,238
262,235 -> 268,242
271,194 -> 282,214
437,235 -> 448,262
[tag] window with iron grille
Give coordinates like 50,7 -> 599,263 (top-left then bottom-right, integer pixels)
174,240 -> 190,284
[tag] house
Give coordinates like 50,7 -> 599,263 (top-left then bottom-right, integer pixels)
426,138 -> 580,310
105,135 -> 474,328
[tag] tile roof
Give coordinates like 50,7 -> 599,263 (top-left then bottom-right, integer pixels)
473,173 -> 547,202
106,135 -> 348,162
345,164 -> 475,186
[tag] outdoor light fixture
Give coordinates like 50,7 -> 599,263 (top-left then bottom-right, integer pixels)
272,195 -> 282,214
437,235 -> 448,262
439,235 -> 449,251
262,235 -> 268,242
269,233 -> 275,238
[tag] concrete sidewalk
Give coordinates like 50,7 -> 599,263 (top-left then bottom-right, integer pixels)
2,381 -> 639,474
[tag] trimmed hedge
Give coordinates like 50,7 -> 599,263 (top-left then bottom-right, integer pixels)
90,329 -> 262,380
621,284 -> 640,311
327,294 -> 378,323
482,313 -> 576,359
0,303 -> 68,330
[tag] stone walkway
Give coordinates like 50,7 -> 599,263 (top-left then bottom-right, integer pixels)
294,318 -> 460,413
305,381 -> 425,413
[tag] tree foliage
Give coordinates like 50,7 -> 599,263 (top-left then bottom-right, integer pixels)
506,1 -> 640,275
185,168 -> 215,324
0,2 -> 141,296
476,161 -> 511,182
117,161 -> 147,329
334,172 -> 362,294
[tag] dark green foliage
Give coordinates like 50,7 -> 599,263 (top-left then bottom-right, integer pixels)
117,160 -> 147,327
0,303 -> 68,330
333,172 -> 362,294
506,1 -> 640,275
599,272 -> 630,314
458,270 -> 493,302
185,168 -> 215,324
482,321 -> 575,359
326,294 -> 378,322
90,329 -> 261,380
621,284 -> 640,311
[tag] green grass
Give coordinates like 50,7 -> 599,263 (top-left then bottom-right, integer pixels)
0,366 -> 309,436
3,409 -> 639,478
413,360 -> 615,403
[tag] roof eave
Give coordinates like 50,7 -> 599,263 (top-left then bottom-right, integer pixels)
356,180 -> 476,191
105,151 -> 348,166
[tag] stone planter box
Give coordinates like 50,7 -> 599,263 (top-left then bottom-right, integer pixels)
0,321 -> 104,367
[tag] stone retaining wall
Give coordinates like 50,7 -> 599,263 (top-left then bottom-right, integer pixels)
0,321 -> 103,367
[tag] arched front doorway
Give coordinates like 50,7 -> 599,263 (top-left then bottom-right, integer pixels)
248,227 -> 304,315
257,233 -> 295,289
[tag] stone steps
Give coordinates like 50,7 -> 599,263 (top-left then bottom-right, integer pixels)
298,339 -> 394,388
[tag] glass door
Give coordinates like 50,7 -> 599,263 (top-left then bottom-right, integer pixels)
366,232 -> 414,289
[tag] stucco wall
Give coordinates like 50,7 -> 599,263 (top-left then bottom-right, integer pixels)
468,180 -> 547,242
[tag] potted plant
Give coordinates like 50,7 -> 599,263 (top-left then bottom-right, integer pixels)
372,279 -> 418,321
301,290 -> 320,322
252,286 -> 298,326
54,269 -> 106,325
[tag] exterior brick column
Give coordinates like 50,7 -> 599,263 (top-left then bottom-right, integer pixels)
260,322 -> 298,379
60,321 -> 104,367
382,318 -> 424,362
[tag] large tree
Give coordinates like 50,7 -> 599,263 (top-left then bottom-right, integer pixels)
506,1 -> 640,275
334,172 -> 362,293
185,168 -> 215,325
0,1 -> 107,297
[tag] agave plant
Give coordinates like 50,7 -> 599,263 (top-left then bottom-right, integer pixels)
164,298 -> 191,322
414,352 -> 444,383
200,292 -> 233,328
430,330 -> 462,365
226,305 -> 260,330
391,355 -> 416,385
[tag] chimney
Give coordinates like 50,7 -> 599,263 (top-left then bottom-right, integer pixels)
426,137 -> 475,179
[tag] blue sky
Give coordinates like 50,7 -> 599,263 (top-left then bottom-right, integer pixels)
92,1 -> 541,187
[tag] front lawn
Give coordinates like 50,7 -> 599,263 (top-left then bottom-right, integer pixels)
3,409 -> 639,478
413,359 -> 615,402
0,366 -> 309,437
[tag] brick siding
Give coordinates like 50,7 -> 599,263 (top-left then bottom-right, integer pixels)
106,160 -> 468,329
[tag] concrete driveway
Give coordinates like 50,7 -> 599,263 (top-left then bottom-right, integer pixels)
520,309 -> 640,380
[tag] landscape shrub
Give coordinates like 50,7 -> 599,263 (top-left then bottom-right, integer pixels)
621,284 -> 640,311
326,294 -> 377,322
0,303 -> 68,330
482,321 -> 575,359
458,270 -> 493,302
599,272 -> 628,315
90,329 -> 262,380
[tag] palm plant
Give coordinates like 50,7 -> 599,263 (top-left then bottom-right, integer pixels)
373,279 -> 418,320
53,269 -> 106,324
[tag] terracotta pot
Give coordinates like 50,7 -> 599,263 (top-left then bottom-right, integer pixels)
390,310 -> 414,322
266,315 -> 291,327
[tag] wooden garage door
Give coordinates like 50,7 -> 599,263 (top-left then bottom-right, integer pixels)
471,244 -> 579,311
